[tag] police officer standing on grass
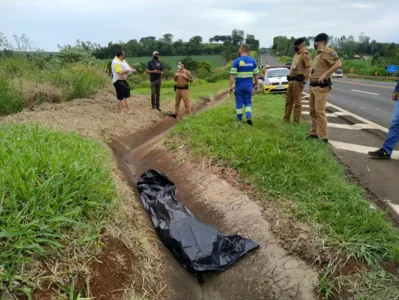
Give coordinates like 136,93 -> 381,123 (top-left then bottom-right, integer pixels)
283,37 -> 312,124
172,61 -> 193,119
308,33 -> 342,143
146,51 -> 163,111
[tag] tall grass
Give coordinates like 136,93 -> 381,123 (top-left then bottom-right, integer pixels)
0,73 -> 24,115
0,124 -> 116,296
44,63 -> 109,100
168,94 -> 399,267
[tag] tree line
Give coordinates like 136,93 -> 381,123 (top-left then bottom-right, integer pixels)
72,29 -> 259,62
271,34 -> 399,63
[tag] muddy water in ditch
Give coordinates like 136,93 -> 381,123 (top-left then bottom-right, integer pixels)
111,99 -> 319,300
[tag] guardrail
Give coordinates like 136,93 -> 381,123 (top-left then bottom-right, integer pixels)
346,74 -> 399,81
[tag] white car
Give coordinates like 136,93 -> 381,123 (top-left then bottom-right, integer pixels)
332,69 -> 343,78
263,67 -> 290,93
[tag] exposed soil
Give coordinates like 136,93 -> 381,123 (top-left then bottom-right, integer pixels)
90,236 -> 138,300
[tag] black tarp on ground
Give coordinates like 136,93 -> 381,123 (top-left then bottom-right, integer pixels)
137,169 -> 259,273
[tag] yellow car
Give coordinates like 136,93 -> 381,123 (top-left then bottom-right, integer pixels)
263,67 -> 290,93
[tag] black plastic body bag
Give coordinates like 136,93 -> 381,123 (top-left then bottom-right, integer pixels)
137,169 -> 259,273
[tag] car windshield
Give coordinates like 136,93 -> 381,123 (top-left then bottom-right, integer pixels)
267,69 -> 289,78
335,69 -> 343,74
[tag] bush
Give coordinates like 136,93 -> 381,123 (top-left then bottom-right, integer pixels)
206,70 -> 230,83
0,73 -> 24,115
278,56 -> 291,64
0,124 -> 116,295
196,67 -> 211,79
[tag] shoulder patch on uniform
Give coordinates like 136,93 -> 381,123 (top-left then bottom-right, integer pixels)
331,52 -> 338,57
305,57 -> 311,61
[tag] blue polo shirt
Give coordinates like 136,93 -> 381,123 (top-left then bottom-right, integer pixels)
230,56 -> 259,89
395,81 -> 399,93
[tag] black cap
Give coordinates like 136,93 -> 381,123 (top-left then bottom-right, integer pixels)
294,37 -> 306,46
314,33 -> 329,43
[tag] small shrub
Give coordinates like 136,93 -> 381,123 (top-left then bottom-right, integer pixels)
196,67 -> 211,79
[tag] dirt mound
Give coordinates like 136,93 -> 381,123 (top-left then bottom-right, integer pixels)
0,91 -> 176,141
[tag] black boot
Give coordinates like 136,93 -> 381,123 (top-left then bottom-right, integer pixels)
246,119 -> 253,126
306,135 -> 319,140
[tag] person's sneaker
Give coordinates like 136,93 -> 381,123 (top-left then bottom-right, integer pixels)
306,135 -> 319,140
368,148 -> 391,159
170,113 -> 177,119
320,139 -> 329,144
156,108 -> 162,112
247,119 -> 253,126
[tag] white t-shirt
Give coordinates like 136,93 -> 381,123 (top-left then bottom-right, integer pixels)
111,57 -> 133,83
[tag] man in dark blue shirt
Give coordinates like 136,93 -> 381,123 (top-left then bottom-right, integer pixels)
229,44 -> 259,126
146,51 -> 163,111
369,81 -> 399,159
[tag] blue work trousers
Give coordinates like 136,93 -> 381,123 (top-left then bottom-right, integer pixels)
382,100 -> 399,155
235,87 -> 253,121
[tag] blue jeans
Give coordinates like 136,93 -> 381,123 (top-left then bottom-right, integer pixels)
235,87 -> 252,121
382,100 -> 399,155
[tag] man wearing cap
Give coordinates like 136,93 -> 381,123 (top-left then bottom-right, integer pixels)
308,33 -> 342,143
283,37 -> 312,124
146,51 -> 163,111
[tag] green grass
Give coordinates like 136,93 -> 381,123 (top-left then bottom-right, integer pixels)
101,55 -> 224,69
0,124 -> 116,297
44,63 -> 109,101
133,80 -> 229,103
0,73 -> 24,115
168,93 -> 399,267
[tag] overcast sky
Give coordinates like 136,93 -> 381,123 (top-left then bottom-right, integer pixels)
1,0 -> 398,51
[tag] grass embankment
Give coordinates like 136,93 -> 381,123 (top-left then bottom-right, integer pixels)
0,124 -> 116,298
0,55 -> 109,116
102,55 -> 224,69
167,93 -> 399,299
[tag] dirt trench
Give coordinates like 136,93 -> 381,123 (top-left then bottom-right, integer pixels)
110,94 -> 319,300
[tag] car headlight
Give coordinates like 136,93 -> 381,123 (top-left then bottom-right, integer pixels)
265,79 -> 272,85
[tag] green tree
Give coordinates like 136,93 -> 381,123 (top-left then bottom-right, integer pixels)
245,34 -> 260,51
231,29 -> 245,46
371,52 -> 382,66
182,56 -> 197,71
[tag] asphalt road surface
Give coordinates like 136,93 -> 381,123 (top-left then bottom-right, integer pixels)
260,54 -> 280,66
306,78 -> 397,128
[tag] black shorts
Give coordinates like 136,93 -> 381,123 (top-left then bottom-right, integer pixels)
113,80 -> 131,100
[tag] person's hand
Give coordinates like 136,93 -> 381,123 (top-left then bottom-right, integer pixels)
160,71 -> 164,75
318,73 -> 327,83
229,88 -> 234,94
132,68 -> 137,73
254,85 -> 259,91
393,92 -> 399,101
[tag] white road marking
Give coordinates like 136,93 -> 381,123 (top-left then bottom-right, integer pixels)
329,141 -> 399,160
383,199 -> 399,222
302,111 -> 350,117
301,92 -> 389,134
328,123 -> 379,130
351,89 -> 380,96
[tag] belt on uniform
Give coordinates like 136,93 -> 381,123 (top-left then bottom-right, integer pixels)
287,74 -> 305,82
174,85 -> 189,91
310,79 -> 332,88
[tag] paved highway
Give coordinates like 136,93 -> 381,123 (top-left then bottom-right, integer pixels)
260,54 -> 280,66
307,78 -> 397,128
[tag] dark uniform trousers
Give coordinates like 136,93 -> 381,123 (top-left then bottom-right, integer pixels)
151,80 -> 161,109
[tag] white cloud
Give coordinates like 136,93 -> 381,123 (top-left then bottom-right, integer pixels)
0,0 -> 397,51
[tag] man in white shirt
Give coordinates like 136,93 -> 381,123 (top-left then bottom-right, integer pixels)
112,50 -> 136,113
